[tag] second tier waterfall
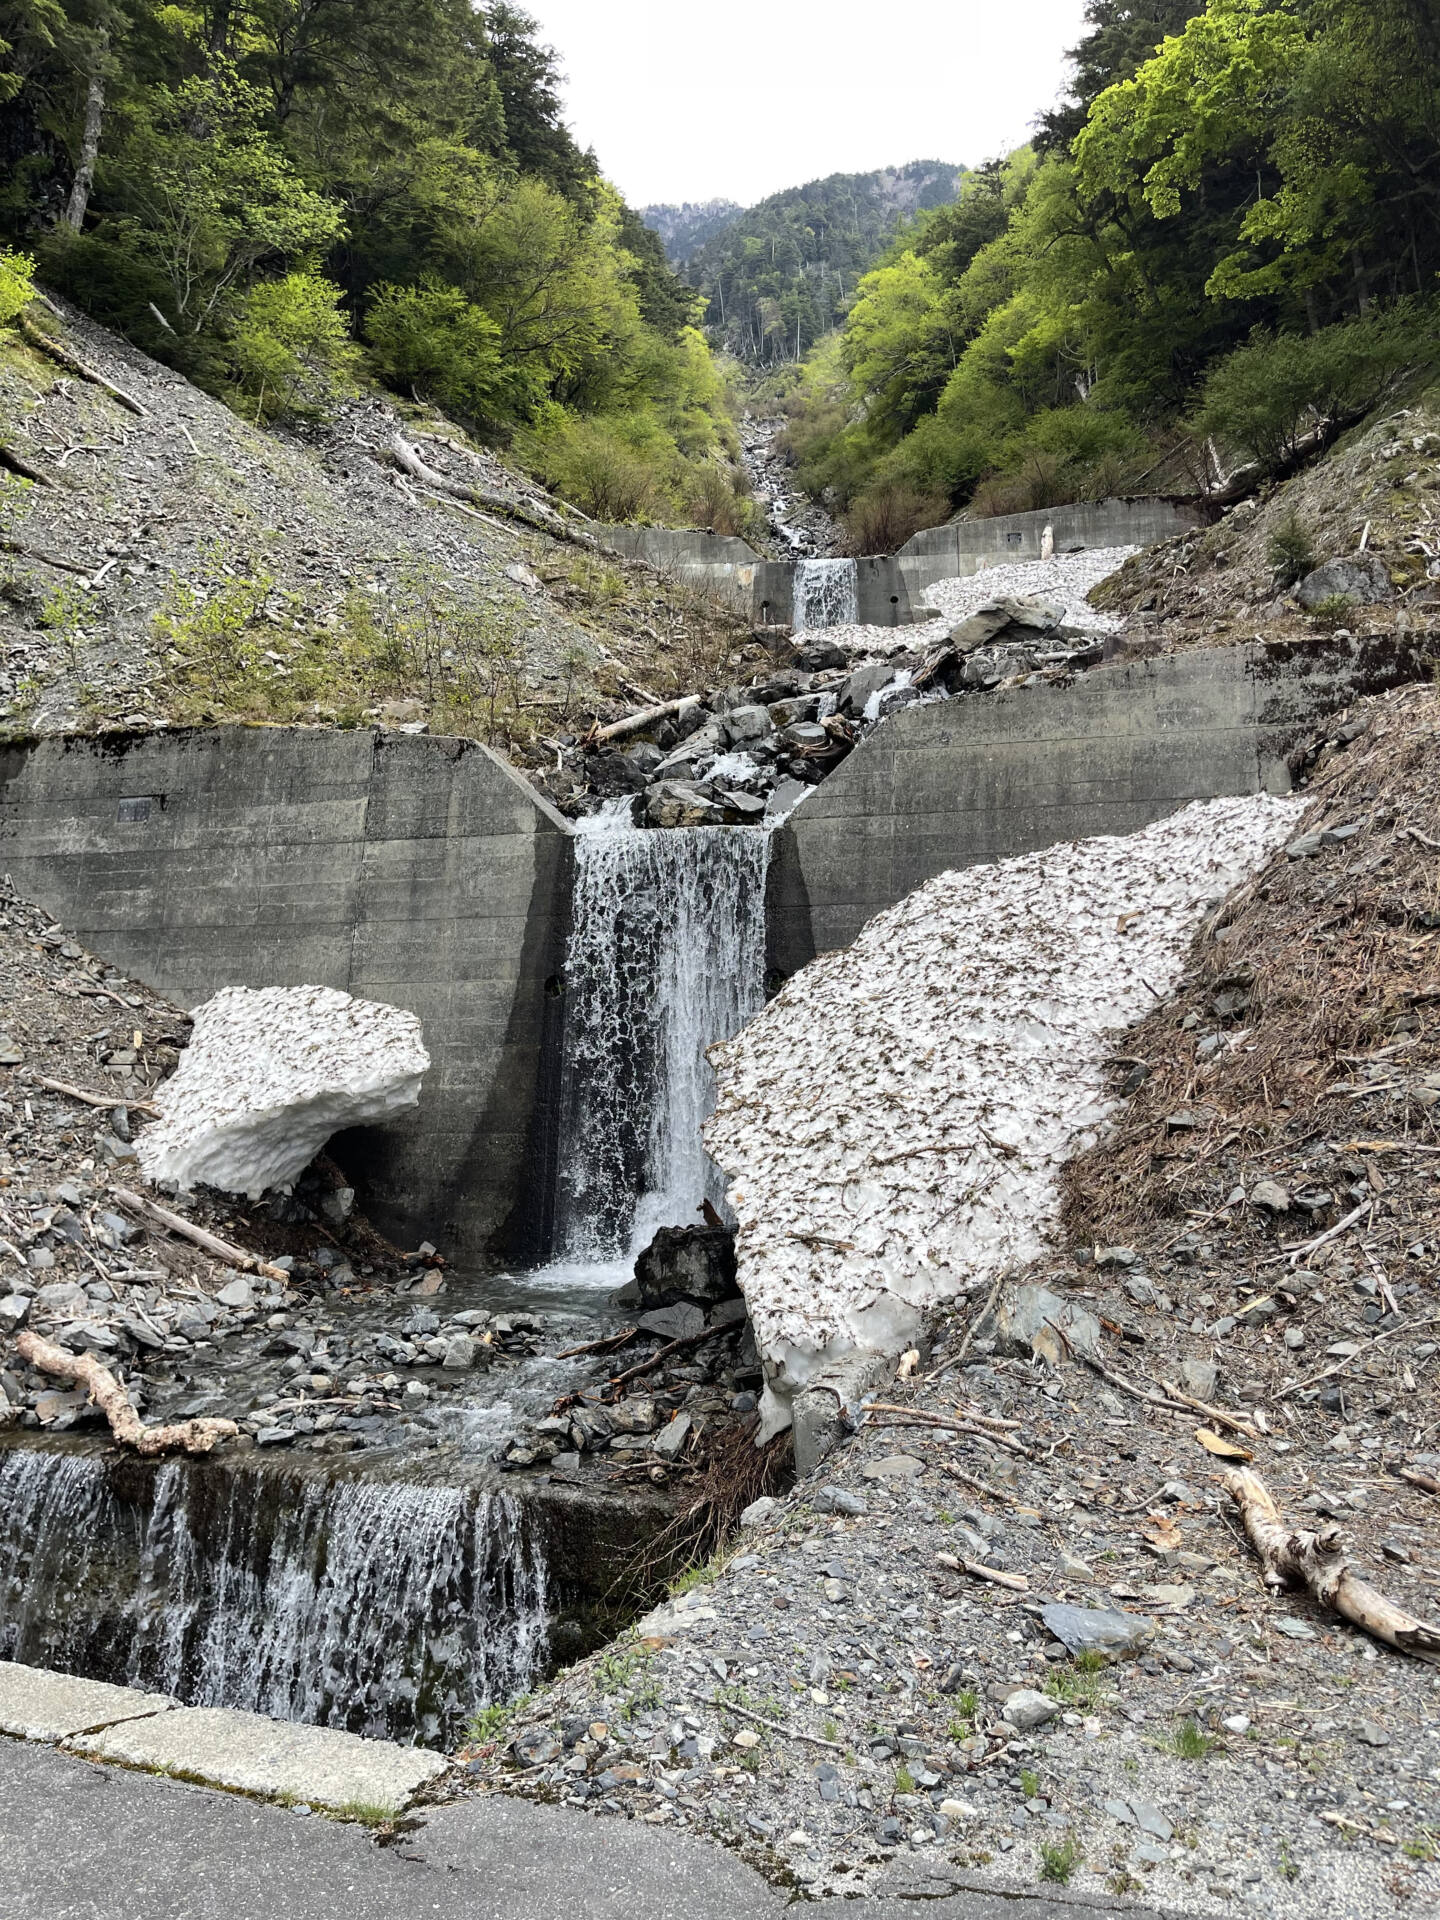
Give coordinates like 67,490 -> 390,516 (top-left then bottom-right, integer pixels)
792,556 -> 858,631
553,817 -> 770,1264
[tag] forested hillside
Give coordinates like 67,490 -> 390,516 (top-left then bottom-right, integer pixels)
783,0 -> 1440,547
0,0 -> 747,527
677,160 -> 966,366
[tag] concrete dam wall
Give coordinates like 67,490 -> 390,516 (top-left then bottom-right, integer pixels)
601,497 -> 1203,628
0,729 -> 572,1267
0,635 -> 1414,1264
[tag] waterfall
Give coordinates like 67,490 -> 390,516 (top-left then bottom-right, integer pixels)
0,1447 -> 547,1747
792,557 -> 858,631
554,818 -> 770,1263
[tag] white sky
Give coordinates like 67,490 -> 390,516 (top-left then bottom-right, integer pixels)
521,0 -> 1090,207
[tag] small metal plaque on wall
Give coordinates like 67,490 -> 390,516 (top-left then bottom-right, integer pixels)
115,796 -> 153,823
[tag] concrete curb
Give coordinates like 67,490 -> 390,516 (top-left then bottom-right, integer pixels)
0,1659 -> 447,1816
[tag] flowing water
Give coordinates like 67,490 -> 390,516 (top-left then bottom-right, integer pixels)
0,1445 -> 546,1745
792,556 -> 858,631
551,814 -> 770,1267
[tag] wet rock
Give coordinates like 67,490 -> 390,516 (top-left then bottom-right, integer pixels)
216,1278 -> 254,1311
1039,1603 -> 1157,1660
631,1225 -> 738,1308
609,1398 -> 659,1435
793,639 -> 847,671
651,1411 -> 692,1460
637,1304 -> 704,1342
440,1333 -> 477,1370
512,1729 -> 563,1767
641,781 -> 724,829
722,705 -> 773,745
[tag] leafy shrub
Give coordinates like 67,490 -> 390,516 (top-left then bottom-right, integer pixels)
1038,1832 -> 1084,1885
841,482 -> 949,555
226,273 -> 357,421
364,282 -> 514,425
0,249 -> 35,325
681,458 -> 756,537
1194,304 -> 1438,475
527,416 -> 666,522
1307,591 -> 1355,629
1266,511 -> 1316,588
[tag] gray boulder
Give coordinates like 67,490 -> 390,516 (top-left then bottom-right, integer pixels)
631,1225 -> 739,1308
985,1284 -> 1101,1361
1040,1602 -> 1157,1660
949,596 -> 1066,652
722,704 -> 773,744
1295,555 -> 1391,608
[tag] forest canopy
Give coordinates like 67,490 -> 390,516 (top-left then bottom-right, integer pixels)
0,0 -> 746,526
780,0 -> 1440,544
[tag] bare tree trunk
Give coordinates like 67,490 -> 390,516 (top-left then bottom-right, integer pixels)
63,45 -> 107,233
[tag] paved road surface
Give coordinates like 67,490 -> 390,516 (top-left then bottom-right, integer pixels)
0,1739 -> 1182,1920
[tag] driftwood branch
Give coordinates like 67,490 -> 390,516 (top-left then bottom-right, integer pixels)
15,1330 -> 237,1454
591,695 -> 700,747
603,1323 -> 718,1396
1158,1377 -> 1260,1440
18,311 -> 148,416
936,1549 -> 1029,1592
111,1186 -> 290,1283
1,534 -> 95,577
1223,1466 -> 1440,1662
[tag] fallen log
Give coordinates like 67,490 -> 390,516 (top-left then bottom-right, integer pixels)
111,1186 -> 291,1284
0,443 -> 56,487
591,694 -> 701,746
1,534 -> 96,577
1223,1466 -> 1440,1662
15,1330 -> 237,1454
390,435 -> 600,549
18,311 -> 148,416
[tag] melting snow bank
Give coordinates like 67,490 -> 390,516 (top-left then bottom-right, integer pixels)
139,985 -> 429,1198
705,796 -> 1307,1441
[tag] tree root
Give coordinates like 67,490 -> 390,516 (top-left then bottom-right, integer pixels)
15,1330 -> 237,1454
1223,1466 -> 1440,1662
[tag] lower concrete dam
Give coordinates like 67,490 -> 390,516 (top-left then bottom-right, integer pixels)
0,632 -> 1420,1266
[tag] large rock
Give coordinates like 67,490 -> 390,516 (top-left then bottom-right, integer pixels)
641,781 -> 724,829
1295,555 -> 1391,608
985,1284 -> 1101,1362
630,1225 -> 738,1308
137,985 -> 428,1198
1040,1603 -> 1157,1660
948,596 -> 1065,652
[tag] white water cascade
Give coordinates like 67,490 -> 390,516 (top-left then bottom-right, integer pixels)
552,815 -> 770,1266
792,556 -> 858,631
0,1447 -> 547,1746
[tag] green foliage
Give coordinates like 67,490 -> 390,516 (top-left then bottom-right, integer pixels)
463,1694 -> 529,1745
1307,591 -> 1355,629
1044,1659 -> 1109,1711
226,272 -> 357,421
1019,1768 -> 1042,1799
0,247 -> 34,323
1038,1832 -> 1084,1884
894,1762 -> 917,1795
1193,306 -> 1435,473
1159,1716 -> 1216,1760
1266,511 -> 1317,588
365,283 -> 509,422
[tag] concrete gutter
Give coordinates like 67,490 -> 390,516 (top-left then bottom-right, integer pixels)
0,1659 -> 445,1816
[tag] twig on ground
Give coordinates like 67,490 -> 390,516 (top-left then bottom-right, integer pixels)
687,1691 -> 845,1753
33,1075 -> 159,1116
555,1326 -> 641,1360
1158,1378 -> 1260,1440
936,1550 -> 1029,1593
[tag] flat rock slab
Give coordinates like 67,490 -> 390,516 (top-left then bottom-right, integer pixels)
70,1705 -> 446,1816
0,1660 -> 174,1743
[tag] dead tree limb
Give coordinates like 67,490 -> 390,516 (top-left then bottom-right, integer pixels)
111,1186 -> 291,1283
18,312 -> 148,416
390,435 -> 601,549
15,1330 -> 237,1454
34,1075 -> 158,1116
1,534 -> 95,577
0,443 -> 56,487
1223,1466 -> 1440,1662
590,694 -> 701,746
936,1550 -> 1029,1593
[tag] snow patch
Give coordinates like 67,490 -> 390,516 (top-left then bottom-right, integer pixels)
139,985 -> 429,1198
704,796 -> 1306,1435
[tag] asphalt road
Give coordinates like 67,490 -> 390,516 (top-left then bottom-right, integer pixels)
0,1739 -> 1179,1920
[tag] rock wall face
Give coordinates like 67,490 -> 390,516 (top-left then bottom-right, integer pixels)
767,635 -> 1424,978
0,728 -> 571,1265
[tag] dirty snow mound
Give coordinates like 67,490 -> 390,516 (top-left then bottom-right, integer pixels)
810,544 -> 1137,657
139,986 -> 429,1198
705,795 -> 1306,1436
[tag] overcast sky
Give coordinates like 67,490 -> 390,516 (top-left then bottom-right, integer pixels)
521,0 -> 1091,207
